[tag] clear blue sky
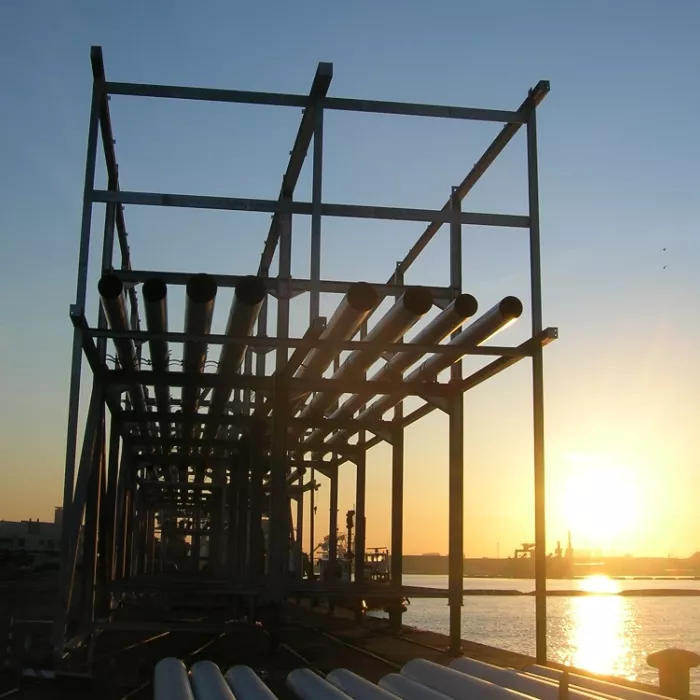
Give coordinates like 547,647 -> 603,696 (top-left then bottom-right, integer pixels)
0,0 -> 698,556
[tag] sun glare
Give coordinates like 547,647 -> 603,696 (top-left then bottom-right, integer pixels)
579,575 -> 620,594
562,452 -> 640,550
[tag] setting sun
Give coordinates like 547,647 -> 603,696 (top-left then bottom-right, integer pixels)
562,452 -> 641,550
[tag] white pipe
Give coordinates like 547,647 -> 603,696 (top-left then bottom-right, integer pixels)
449,658 -> 599,700
327,669 -> 399,700
154,658 -> 195,700
524,666 -> 667,700
191,660 -> 236,700
401,659 -> 530,700
286,668 -> 352,700
225,665 -> 279,700
379,672 -> 454,700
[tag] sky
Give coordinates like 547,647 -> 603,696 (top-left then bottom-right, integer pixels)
0,0 -> 699,558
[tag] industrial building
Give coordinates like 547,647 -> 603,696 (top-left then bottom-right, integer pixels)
0,508 -> 62,560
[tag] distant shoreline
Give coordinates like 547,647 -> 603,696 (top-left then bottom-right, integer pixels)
456,588 -> 700,597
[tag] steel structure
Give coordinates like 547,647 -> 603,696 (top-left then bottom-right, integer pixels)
54,46 -> 556,666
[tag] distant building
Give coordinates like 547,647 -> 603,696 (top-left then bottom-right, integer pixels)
0,508 -> 63,558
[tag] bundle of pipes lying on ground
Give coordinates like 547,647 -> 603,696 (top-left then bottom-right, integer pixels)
305,295 -> 523,452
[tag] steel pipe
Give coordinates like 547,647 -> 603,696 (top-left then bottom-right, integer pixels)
304,293 -> 478,445
181,273 -> 218,433
286,668 -> 351,700
450,658 -> 600,700
326,296 -> 521,444
379,673 -> 454,700
523,666 -> 665,700
327,669 -> 398,700
296,287 -> 432,426
191,660 -> 235,700
98,274 -> 151,428
294,281 -> 379,380
401,660 -> 525,700
142,278 -> 171,441
154,657 -> 195,700
205,276 -> 266,439
225,665 -> 279,700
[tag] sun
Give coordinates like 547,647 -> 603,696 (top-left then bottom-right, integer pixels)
561,452 -> 640,549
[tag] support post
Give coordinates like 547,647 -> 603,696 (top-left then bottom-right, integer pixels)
448,187 -> 464,653
236,463 -> 249,582
227,463 -> 239,576
527,108 -> 547,664
269,201 -> 292,602
354,450 -> 366,586
56,82 -> 101,659
390,268 -> 404,632
103,424 -> 120,584
296,471 -> 304,579
308,102 -> 324,574
82,409 -> 105,631
327,469 -> 339,615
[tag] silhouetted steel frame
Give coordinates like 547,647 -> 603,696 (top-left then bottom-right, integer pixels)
56,44 -> 553,664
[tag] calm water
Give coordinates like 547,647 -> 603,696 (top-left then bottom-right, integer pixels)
398,575 -> 700,691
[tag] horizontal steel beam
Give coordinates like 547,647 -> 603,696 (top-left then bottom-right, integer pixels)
104,80 -> 524,123
393,79 -> 550,280
259,62 -> 333,275
89,326 -> 528,357
91,189 -> 528,228
103,368 -> 459,398
457,327 -> 558,392
119,410 -> 390,433
114,268 -> 453,301
138,480 -> 221,490
327,328 -> 560,464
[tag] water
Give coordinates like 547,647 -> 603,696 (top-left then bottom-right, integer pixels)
399,575 -> 700,691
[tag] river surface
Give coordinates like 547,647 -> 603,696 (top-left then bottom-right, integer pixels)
396,574 -> 700,691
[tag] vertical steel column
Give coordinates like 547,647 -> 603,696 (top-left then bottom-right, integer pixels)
226,466 -> 239,576
308,104 -> 324,572
251,303 -> 267,595
54,385 -> 103,655
249,424 -> 264,589
58,85 -> 101,655
354,453 -> 366,585
236,463 -> 249,582
192,510 -> 201,572
354,320 -> 368,588
103,424 -> 120,584
296,471 -> 304,578
448,187 -> 465,653
243,349 -> 253,414
81,408 -> 105,630
114,452 -> 130,579
527,108 -> 547,663
208,465 -> 224,575
390,268 -> 405,630
328,470 -> 338,567
269,202 -> 292,599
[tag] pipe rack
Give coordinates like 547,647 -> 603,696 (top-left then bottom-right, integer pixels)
55,44 -> 555,669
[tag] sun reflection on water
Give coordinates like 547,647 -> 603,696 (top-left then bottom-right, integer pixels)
563,577 -> 642,679
578,574 -> 621,594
